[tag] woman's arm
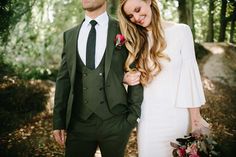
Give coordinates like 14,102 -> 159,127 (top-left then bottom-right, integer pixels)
189,107 -> 201,131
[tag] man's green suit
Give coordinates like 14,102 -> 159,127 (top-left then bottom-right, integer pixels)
53,16 -> 143,157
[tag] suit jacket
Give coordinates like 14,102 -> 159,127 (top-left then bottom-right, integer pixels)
53,16 -> 143,130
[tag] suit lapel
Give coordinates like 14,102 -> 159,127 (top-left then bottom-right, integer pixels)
67,21 -> 84,90
69,17 -> 117,82
105,17 -> 118,81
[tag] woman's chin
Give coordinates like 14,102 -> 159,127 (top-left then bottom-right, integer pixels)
142,24 -> 150,30
139,23 -> 148,28
143,24 -> 151,30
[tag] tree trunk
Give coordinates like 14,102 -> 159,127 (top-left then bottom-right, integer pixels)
178,0 -> 187,23
178,0 -> 195,39
229,5 -> 236,43
218,0 -> 228,42
189,0 -> 195,39
206,0 -> 214,42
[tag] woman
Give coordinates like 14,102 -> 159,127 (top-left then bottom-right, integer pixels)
117,0 -> 209,156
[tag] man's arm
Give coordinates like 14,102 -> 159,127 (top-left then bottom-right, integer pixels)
127,84 -> 143,127
53,33 -> 71,145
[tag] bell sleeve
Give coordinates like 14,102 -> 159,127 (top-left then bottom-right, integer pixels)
175,25 -> 206,108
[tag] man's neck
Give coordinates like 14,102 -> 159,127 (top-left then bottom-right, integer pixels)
85,5 -> 106,19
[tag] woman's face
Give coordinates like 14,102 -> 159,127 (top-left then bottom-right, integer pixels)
123,0 -> 152,29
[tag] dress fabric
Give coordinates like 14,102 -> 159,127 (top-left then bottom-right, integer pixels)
137,24 -> 206,157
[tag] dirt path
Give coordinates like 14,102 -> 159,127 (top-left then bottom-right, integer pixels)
202,43 -> 236,87
200,43 -> 236,157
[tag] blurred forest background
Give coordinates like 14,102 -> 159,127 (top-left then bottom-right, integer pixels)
0,0 -> 236,157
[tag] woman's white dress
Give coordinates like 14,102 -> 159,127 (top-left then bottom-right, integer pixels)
137,24 -> 206,157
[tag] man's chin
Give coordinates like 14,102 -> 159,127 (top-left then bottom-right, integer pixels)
83,7 -> 99,12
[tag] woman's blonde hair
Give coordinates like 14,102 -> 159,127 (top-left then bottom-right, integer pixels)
117,0 -> 167,86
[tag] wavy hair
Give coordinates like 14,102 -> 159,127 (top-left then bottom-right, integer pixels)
117,0 -> 168,85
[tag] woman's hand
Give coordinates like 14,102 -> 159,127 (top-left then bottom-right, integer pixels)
123,71 -> 141,86
189,108 -> 210,135
191,117 -> 210,136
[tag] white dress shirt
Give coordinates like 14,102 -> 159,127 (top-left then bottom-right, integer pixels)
77,12 -> 109,68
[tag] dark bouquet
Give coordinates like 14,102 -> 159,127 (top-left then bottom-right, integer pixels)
170,133 -> 221,157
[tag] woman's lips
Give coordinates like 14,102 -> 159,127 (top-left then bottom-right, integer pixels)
139,16 -> 145,24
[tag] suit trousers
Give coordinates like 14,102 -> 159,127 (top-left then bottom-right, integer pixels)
65,113 -> 133,157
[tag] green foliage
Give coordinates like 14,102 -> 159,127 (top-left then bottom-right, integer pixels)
161,0 -> 179,22
1,0 -> 84,80
0,0 -> 235,80
0,0 -> 35,43
0,49 -> 14,77
15,65 -> 58,81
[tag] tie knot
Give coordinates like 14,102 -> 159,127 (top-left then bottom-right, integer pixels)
90,20 -> 97,27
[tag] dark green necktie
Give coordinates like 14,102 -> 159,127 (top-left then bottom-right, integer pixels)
86,20 -> 97,69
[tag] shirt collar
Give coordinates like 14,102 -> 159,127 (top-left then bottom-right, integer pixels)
84,11 -> 108,27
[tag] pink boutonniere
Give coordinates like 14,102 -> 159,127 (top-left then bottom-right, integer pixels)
114,34 -> 126,48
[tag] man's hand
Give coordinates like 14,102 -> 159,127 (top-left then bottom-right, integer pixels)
53,130 -> 66,146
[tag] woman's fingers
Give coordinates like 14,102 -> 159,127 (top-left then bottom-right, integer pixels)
123,71 -> 141,85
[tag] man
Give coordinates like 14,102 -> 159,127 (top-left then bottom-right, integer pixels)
52,0 -> 143,157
